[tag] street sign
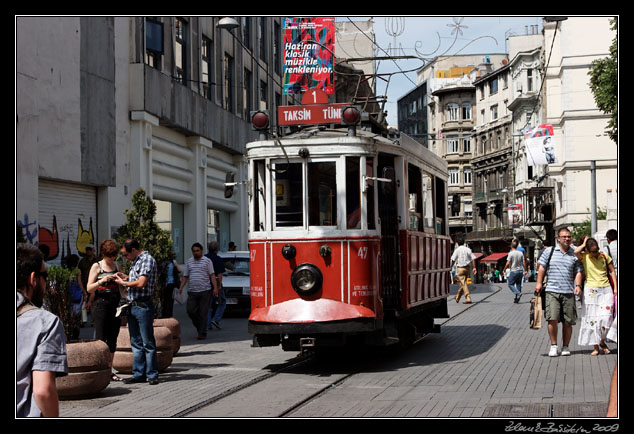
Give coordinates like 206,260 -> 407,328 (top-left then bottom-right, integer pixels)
278,103 -> 349,126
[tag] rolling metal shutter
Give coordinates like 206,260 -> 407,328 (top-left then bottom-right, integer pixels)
38,179 -> 97,265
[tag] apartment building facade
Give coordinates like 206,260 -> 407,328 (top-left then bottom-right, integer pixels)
16,16 -> 293,264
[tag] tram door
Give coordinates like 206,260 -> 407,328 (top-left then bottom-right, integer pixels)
378,153 -> 401,309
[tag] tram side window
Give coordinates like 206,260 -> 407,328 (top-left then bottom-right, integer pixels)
407,164 -> 423,231
253,160 -> 266,231
308,162 -> 337,226
422,172 -> 435,232
435,177 -> 447,235
346,157 -> 361,229
275,162 -> 303,227
366,157 -> 376,230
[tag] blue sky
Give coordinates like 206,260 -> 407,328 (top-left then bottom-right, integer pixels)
338,16 -> 544,125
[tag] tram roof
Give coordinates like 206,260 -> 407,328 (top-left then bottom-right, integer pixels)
246,127 -> 447,176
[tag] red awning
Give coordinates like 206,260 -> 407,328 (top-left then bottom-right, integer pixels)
481,253 -> 508,263
473,253 -> 484,260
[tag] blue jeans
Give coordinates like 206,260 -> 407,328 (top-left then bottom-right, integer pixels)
207,287 -> 227,327
127,301 -> 158,380
507,270 -> 524,296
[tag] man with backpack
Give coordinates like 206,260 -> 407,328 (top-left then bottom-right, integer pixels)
536,228 -> 584,357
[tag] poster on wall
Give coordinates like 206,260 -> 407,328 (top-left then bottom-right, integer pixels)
508,204 -> 523,228
282,17 -> 335,96
525,124 -> 557,166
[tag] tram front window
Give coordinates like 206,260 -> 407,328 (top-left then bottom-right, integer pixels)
275,163 -> 303,227
308,162 -> 337,226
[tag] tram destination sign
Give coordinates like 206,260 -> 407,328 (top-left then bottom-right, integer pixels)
278,103 -> 348,126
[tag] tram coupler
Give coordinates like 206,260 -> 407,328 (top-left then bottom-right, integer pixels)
299,337 -> 316,355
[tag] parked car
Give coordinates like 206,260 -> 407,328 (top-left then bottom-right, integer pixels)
219,251 -> 250,311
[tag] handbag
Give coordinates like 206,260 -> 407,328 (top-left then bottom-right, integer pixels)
173,287 -> 184,305
529,295 -> 543,329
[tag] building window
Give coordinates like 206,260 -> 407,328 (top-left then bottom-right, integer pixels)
480,109 -> 486,125
527,69 -> 534,92
489,77 -> 498,94
224,53 -> 234,112
243,68 -> 252,119
274,21 -> 281,75
463,167 -> 472,185
490,104 -> 498,121
241,17 -> 251,50
448,138 -> 459,154
201,36 -> 213,100
462,103 -> 471,120
464,199 -> 473,218
174,18 -> 188,84
447,103 -> 459,121
259,80 -> 267,110
463,137 -> 471,153
145,18 -> 163,69
259,17 -> 267,62
449,168 -> 460,186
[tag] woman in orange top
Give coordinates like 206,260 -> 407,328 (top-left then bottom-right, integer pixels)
574,236 -> 617,356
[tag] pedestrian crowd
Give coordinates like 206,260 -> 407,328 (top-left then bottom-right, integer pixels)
17,237 -> 233,417
19,227 -> 618,417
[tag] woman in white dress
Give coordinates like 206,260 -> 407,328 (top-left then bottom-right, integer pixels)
574,237 -> 617,355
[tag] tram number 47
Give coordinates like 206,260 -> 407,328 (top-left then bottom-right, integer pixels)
357,247 -> 368,260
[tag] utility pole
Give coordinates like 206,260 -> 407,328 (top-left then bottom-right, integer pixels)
590,160 -> 597,235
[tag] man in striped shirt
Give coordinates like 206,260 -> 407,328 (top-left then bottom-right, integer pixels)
536,228 -> 584,357
178,243 -> 216,340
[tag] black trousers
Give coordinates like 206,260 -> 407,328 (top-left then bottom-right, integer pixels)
186,290 -> 212,336
91,291 -> 122,353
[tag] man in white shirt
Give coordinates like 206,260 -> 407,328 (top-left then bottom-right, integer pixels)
450,239 -> 477,304
503,240 -> 528,303
603,229 -> 617,276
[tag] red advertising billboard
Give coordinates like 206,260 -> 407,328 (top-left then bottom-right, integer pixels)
282,17 -> 335,95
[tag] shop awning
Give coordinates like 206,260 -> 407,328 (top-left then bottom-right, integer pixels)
481,253 -> 508,263
473,253 -> 484,260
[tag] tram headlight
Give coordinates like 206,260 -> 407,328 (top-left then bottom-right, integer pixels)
250,110 -> 270,131
290,263 -> 323,296
341,105 -> 361,126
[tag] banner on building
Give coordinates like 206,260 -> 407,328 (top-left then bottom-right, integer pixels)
524,124 -> 557,166
282,17 -> 335,95
508,204 -> 523,228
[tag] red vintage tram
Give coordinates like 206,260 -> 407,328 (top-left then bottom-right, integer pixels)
239,107 -> 451,352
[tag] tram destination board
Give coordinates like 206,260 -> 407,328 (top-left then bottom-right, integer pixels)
278,103 -> 348,126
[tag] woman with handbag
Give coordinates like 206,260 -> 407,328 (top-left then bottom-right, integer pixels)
86,239 -> 123,381
574,236 -> 617,356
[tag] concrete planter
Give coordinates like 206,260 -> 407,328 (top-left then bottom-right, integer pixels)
56,339 -> 111,399
113,325 -> 173,374
154,318 -> 181,355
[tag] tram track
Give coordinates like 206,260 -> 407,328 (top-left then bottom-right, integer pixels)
174,287 -> 502,418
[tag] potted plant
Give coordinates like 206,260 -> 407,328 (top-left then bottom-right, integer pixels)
45,265 -> 111,399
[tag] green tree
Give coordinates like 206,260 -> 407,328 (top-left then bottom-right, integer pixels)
113,188 -> 173,314
571,207 -> 607,241
588,17 -> 618,144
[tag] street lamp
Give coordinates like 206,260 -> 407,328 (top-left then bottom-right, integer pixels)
217,17 -> 240,31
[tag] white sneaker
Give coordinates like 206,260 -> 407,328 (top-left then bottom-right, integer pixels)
561,346 -> 571,356
548,345 -> 559,357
